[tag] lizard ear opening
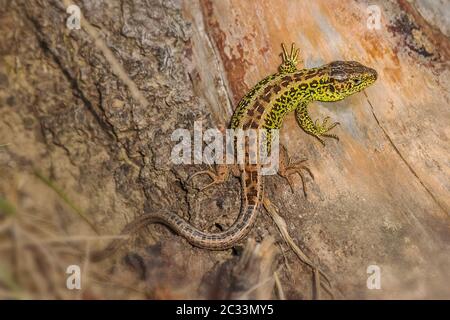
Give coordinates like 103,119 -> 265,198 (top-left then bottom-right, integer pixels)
331,70 -> 347,82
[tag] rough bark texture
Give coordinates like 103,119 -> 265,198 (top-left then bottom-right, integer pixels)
0,0 -> 448,299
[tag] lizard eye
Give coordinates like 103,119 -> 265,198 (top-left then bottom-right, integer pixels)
353,79 -> 362,85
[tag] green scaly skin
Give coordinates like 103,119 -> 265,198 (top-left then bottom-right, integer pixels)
231,43 -> 378,146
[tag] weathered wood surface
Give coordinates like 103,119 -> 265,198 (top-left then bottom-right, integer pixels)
0,0 -> 448,299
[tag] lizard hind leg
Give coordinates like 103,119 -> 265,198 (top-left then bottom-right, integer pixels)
188,124 -> 238,192
188,164 -> 237,192
278,144 -> 314,197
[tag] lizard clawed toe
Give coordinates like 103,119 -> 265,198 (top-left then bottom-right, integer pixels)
315,117 -> 340,134
279,42 -> 302,73
280,162 -> 314,197
278,146 -> 314,197
188,165 -> 229,192
322,133 -> 339,141
312,117 -> 340,146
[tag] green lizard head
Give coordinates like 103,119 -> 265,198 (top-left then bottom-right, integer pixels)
315,61 -> 377,102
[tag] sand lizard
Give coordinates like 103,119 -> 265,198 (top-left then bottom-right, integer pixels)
93,43 -> 377,259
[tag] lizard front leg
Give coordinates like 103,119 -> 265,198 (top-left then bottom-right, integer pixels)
278,43 -> 302,74
295,102 -> 340,146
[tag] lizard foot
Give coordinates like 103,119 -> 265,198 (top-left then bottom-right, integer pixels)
313,116 -> 340,146
279,43 -> 302,73
188,164 -> 230,192
278,145 -> 314,197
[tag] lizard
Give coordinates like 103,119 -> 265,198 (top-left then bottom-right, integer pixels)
92,43 -> 377,259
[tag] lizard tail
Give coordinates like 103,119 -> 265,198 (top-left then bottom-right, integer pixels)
90,208 -> 258,262
90,170 -> 263,261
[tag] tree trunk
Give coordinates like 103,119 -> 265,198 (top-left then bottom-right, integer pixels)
0,0 -> 448,299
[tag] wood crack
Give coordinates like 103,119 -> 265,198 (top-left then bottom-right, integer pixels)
364,91 -> 447,215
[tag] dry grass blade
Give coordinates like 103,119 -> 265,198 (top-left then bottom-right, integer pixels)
263,198 -> 334,299
33,170 -> 99,234
0,197 -> 16,216
227,237 -> 279,299
274,271 -> 286,300
0,235 -> 130,251
0,262 -> 23,298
